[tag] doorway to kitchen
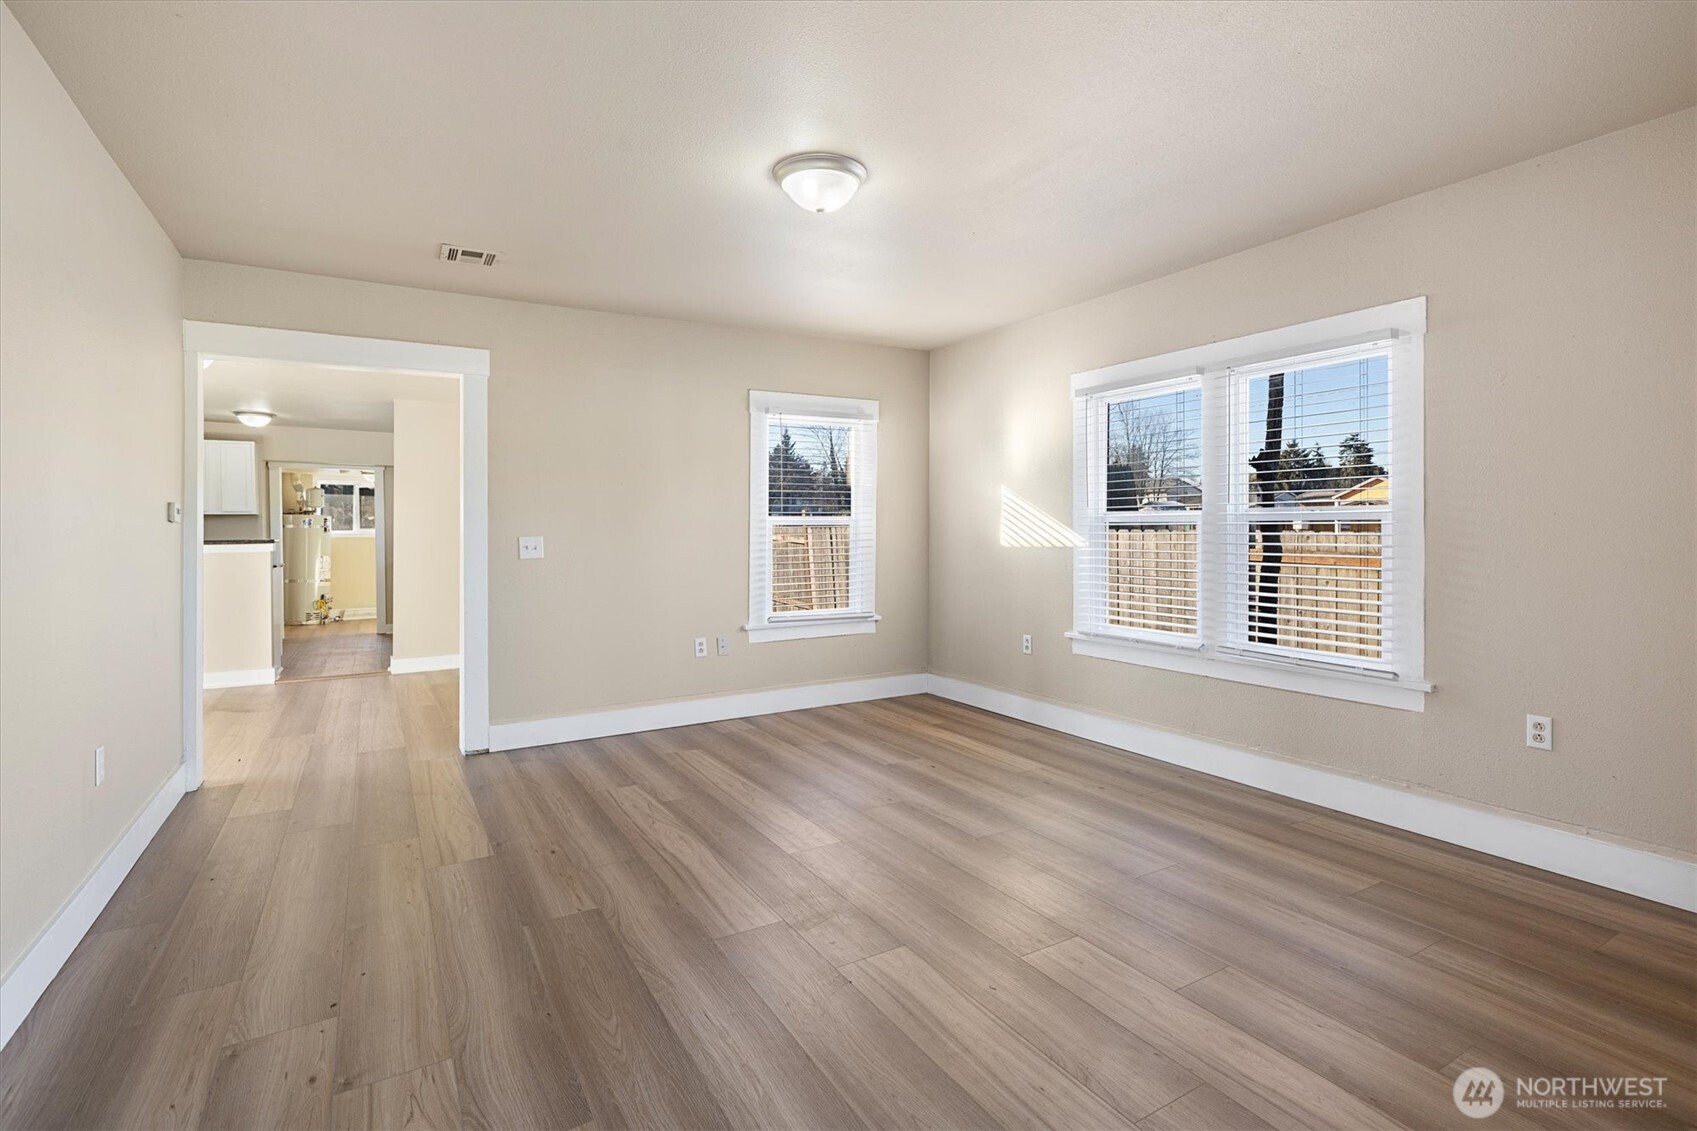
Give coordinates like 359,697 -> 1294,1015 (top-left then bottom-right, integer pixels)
275,464 -> 390,681
182,322 -> 491,789
200,362 -> 462,690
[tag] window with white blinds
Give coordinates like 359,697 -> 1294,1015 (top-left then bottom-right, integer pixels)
1223,345 -> 1394,667
747,391 -> 878,643
1075,377 -> 1203,640
1069,298 -> 1428,709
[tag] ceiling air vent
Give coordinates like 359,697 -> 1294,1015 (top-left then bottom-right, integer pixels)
438,243 -> 500,266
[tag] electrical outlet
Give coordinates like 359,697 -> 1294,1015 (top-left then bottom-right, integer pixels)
716,636 -> 729,657
94,745 -> 105,786
693,637 -> 708,658
1526,714 -> 1552,750
517,536 -> 545,560
1022,634 -> 1033,655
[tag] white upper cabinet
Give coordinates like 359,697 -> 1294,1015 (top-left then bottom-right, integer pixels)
203,439 -> 258,514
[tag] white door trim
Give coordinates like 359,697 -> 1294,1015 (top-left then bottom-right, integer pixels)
183,321 -> 491,783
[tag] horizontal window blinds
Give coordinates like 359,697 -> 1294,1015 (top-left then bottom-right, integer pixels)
1220,343 -> 1394,669
1074,378 -> 1203,640
752,408 -> 877,624
1075,338 -> 1402,675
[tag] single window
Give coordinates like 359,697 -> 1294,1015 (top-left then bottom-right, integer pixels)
747,392 -> 877,643
1077,379 -> 1203,640
1230,350 -> 1392,664
1069,298 -> 1426,708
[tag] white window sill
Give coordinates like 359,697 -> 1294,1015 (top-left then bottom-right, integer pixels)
745,614 -> 879,643
1067,631 -> 1431,711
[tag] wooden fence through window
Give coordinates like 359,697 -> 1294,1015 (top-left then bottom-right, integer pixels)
1107,526 -> 1198,633
1108,525 -> 1384,657
771,525 -> 850,612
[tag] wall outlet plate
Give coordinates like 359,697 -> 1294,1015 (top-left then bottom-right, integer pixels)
1022,634 -> 1033,655
693,637 -> 708,658
1526,714 -> 1552,750
518,536 -> 545,559
716,636 -> 729,657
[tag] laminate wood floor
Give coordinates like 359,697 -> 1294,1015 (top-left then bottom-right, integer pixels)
2,674 -> 1692,1129
281,620 -> 391,681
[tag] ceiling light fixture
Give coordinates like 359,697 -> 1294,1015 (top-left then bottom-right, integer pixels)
234,411 -> 274,428
773,152 -> 866,214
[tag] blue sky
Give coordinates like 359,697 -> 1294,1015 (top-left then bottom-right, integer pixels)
1248,354 -> 1390,461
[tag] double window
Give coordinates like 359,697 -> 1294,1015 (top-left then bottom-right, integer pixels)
747,391 -> 878,642
1071,299 -> 1427,709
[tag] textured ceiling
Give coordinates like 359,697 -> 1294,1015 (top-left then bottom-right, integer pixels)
11,0 -> 1695,348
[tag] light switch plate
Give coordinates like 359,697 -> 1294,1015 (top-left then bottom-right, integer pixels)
518,536 -> 545,560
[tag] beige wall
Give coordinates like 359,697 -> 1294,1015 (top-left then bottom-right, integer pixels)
329,536 -> 377,614
202,421 -> 394,542
392,399 -> 459,660
929,109 -> 1697,856
202,548 -> 273,675
382,466 -> 395,627
0,7 -> 185,976
181,264 -> 932,722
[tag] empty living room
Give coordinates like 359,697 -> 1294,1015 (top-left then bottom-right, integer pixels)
1,1 -> 1693,1128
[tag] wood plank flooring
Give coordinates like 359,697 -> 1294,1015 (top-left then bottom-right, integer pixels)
2,673 -> 1692,1129
281,620 -> 392,681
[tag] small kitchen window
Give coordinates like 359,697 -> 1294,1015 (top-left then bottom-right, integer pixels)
318,476 -> 377,535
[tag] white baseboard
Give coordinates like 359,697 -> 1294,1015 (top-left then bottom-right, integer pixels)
927,675 -> 1697,913
336,608 -> 376,621
1,764 -> 187,1049
203,667 -> 276,689
484,668 -> 1694,910
489,673 -> 932,751
4,668 -> 1681,1057
389,654 -> 461,675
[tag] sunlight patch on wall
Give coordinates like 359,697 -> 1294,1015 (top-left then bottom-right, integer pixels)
1000,486 -> 1083,548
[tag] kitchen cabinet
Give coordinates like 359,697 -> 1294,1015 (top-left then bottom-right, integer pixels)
203,438 -> 258,514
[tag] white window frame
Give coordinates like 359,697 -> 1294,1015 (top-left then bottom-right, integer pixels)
315,472 -> 378,537
1075,375 -> 1205,648
746,390 -> 879,643
1068,297 -> 1429,711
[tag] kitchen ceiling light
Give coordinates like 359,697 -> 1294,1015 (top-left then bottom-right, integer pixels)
234,411 -> 274,428
773,153 -> 866,214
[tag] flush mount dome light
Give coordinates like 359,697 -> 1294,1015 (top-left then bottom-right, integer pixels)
234,410 -> 274,428
773,152 -> 866,213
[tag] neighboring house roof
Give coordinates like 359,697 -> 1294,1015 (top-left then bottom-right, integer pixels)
1296,475 -> 1388,505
